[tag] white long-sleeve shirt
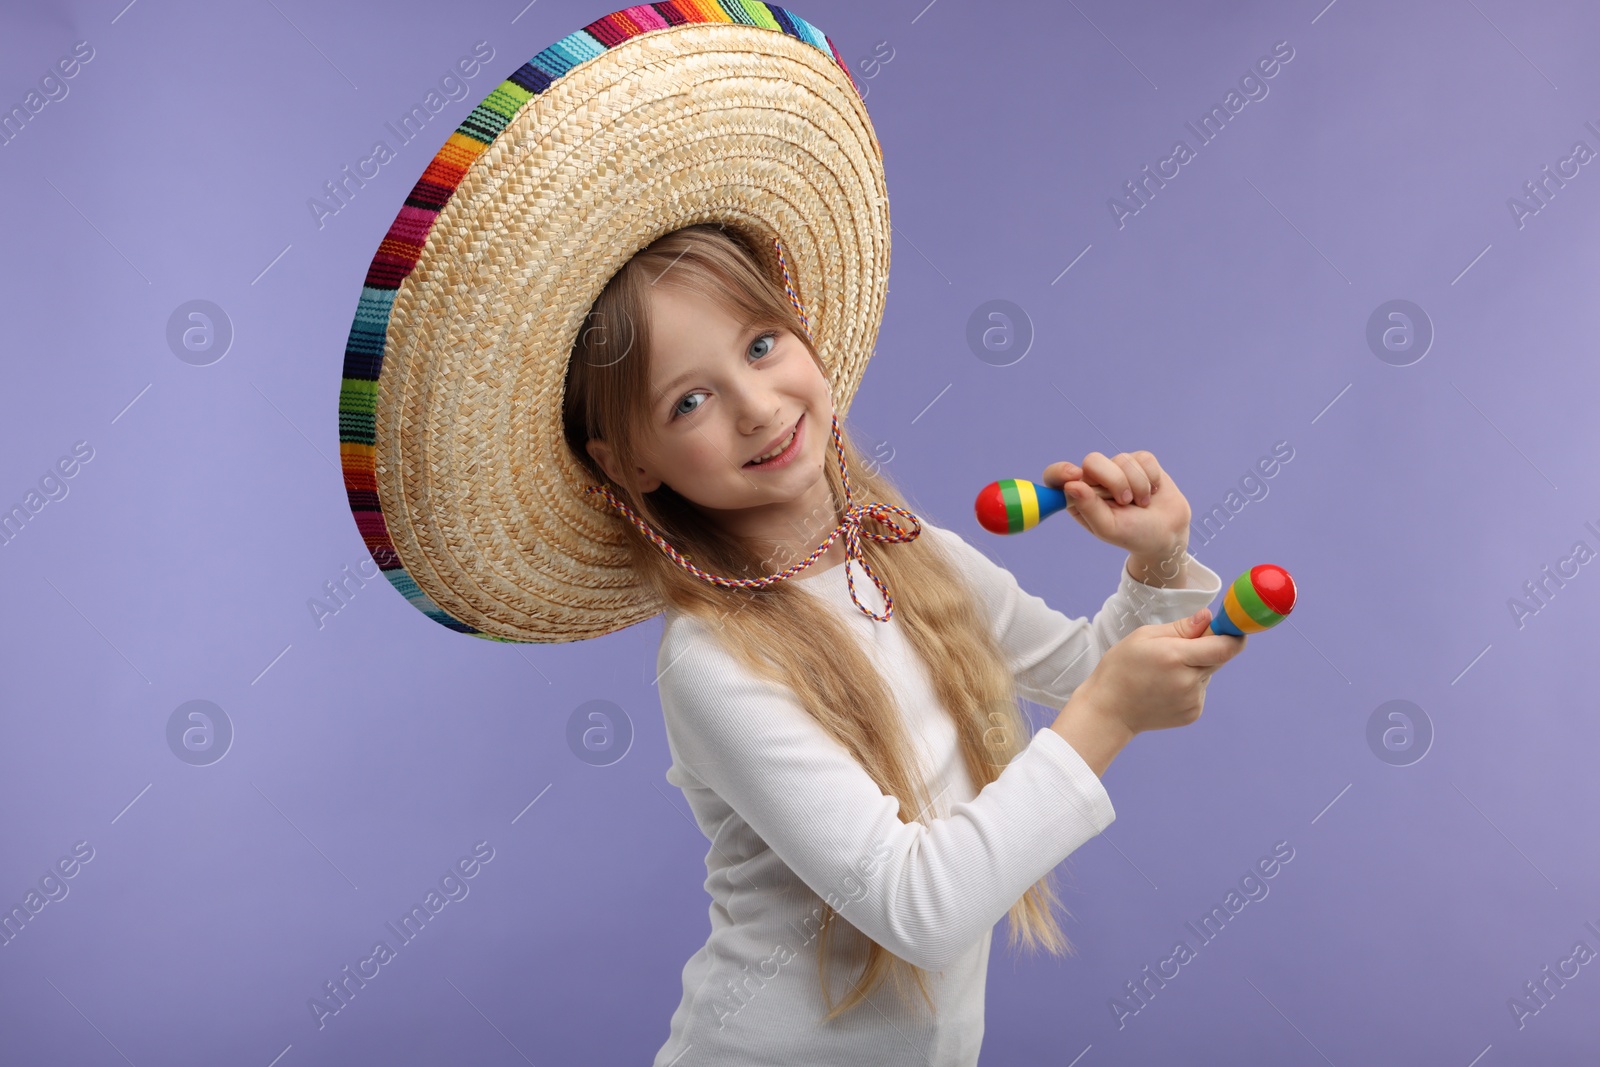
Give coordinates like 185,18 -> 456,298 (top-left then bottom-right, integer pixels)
651,520 -> 1223,1066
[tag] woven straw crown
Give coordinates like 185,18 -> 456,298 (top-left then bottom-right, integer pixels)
338,2 -> 891,643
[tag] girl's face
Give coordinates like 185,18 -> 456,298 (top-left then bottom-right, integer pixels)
585,283 -> 838,553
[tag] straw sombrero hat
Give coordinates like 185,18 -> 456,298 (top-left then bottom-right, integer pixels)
337,3 -> 897,644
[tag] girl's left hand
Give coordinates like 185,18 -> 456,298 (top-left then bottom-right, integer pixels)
1041,451 -> 1192,559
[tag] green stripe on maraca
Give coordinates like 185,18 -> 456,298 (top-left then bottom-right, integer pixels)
1229,572 -> 1283,629
1000,479 -> 1027,532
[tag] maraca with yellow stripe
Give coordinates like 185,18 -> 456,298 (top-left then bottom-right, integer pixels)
975,476 -> 1157,532
974,478 -> 1073,534
1210,564 -> 1296,636
974,478 -> 1296,635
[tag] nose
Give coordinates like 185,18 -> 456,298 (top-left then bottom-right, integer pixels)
734,390 -> 784,436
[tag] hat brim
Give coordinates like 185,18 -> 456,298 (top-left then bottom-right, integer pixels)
339,6 -> 890,643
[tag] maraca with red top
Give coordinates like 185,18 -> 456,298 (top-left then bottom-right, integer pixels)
1210,563 -> 1296,636
974,478 -> 1074,534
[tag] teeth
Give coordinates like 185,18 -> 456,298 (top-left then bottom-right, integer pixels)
751,427 -> 796,464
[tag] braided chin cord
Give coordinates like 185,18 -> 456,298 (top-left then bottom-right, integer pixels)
583,411 -> 920,622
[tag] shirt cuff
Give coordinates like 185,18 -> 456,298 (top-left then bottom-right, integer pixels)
1117,553 -> 1224,627
1028,726 -> 1117,835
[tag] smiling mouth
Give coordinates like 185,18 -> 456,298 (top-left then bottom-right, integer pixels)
743,415 -> 802,467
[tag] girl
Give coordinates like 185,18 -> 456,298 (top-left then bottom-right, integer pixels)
564,224 -> 1248,1063
340,9 -> 1248,1062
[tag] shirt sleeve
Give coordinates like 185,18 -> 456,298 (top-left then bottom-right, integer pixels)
657,613 -> 1121,974
921,523 -> 1224,709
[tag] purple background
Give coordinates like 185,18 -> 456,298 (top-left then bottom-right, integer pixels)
3,0 -> 1599,1063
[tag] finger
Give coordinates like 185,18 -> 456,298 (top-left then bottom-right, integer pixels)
1179,632 -> 1250,669
1134,450 -> 1164,495
1062,480 -> 1115,504
1040,461 -> 1082,490
1112,453 -> 1153,506
1062,478 -> 1118,530
1053,458 -> 1114,503
1170,607 -> 1211,638
1080,452 -> 1134,505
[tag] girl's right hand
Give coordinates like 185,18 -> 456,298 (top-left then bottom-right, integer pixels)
1076,607 -> 1248,735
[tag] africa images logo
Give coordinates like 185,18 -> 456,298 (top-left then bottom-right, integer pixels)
307,841 -> 496,1030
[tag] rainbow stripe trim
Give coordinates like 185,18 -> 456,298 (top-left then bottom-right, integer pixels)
337,3 -> 866,641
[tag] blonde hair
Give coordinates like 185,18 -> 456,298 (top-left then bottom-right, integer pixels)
561,223 -> 1080,1022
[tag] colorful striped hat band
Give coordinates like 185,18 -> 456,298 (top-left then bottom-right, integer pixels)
338,3 -> 901,643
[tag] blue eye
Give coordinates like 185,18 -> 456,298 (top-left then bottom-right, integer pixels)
670,331 -> 780,420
